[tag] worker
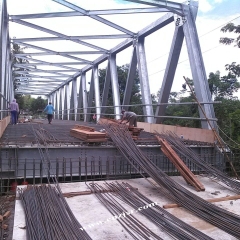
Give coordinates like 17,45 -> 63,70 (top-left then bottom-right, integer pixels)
43,102 -> 55,124
120,109 -> 137,127
9,99 -> 19,125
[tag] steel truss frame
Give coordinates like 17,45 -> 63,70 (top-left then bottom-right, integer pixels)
0,0 -> 216,129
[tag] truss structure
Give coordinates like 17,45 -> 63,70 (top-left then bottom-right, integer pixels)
0,0 -> 216,129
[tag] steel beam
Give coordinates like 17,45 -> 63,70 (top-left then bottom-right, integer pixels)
136,38 -> 154,123
122,46 -> 137,111
14,51 -> 105,56
182,2 -> 216,129
55,90 -> 59,119
155,26 -> 184,124
109,54 -> 121,120
9,7 -> 170,19
59,88 -> 63,120
13,42 -> 93,63
86,71 -> 94,122
12,35 -> 130,42
63,83 -> 69,120
101,61 -> 111,115
14,70 -> 71,77
10,19 -> 108,52
0,0 -> 8,119
70,78 -> 77,121
52,13 -> 173,93
93,66 -> 101,121
77,74 -> 84,121
52,0 -> 135,36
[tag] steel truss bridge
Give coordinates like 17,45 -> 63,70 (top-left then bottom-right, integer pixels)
0,0 -> 216,129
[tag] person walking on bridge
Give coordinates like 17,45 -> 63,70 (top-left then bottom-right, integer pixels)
9,99 -> 19,125
43,102 -> 55,124
120,109 -> 137,127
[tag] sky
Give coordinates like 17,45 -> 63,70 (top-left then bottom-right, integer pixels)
6,0 -> 240,98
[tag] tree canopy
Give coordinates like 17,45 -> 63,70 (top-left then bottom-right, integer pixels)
220,23 -> 240,48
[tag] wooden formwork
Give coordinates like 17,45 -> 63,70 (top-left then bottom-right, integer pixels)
0,116 -> 10,138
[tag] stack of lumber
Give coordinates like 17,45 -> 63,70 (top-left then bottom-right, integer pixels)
128,127 -> 144,140
155,135 -> 205,191
70,125 -> 107,142
99,118 -> 143,139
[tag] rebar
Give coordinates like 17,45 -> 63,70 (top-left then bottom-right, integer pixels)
102,123 -> 240,239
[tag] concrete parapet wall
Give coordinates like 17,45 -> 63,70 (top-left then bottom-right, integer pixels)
137,122 -> 215,143
0,116 -> 10,138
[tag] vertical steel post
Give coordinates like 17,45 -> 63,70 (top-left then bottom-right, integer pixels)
109,54 -> 121,120
136,38 -> 154,123
70,77 -> 77,121
55,90 -> 59,119
59,88 -> 63,120
93,66 -> 101,121
63,83 -> 69,120
86,70 -> 94,122
183,2 -> 216,129
122,46 -> 137,111
0,0 -> 7,120
101,61 -> 111,116
77,75 -> 83,121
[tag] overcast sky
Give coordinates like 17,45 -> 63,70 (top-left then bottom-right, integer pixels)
7,0 -> 240,98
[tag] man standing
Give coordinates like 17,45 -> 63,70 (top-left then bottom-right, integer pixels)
9,99 -> 19,125
120,109 -> 137,127
43,102 -> 55,124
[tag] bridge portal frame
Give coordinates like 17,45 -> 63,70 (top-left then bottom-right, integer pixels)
0,0 -> 217,129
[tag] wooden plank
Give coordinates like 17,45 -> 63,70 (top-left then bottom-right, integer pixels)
155,135 -> 205,191
163,194 -> 240,209
73,124 -> 95,132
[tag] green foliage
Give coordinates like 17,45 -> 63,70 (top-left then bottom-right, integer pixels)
225,62 -> 240,77
14,95 -> 47,114
164,94 -> 200,128
30,97 -> 47,113
220,23 -> 240,48
208,71 -> 240,99
98,64 -> 144,120
229,109 -> 240,142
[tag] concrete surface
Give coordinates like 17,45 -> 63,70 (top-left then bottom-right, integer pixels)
13,175 -> 240,240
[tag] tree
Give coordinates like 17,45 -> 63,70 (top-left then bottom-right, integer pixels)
30,97 -> 47,114
98,65 -> 144,120
220,23 -> 240,48
208,71 -> 240,100
219,23 -> 240,87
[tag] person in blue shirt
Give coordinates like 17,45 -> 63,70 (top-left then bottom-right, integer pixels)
43,102 -> 55,124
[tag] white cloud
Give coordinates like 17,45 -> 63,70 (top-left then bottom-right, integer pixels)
198,0 -> 214,13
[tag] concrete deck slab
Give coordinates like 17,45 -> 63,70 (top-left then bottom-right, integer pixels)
13,175 -> 240,240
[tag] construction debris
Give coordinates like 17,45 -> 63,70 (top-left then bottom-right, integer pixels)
70,124 -> 107,142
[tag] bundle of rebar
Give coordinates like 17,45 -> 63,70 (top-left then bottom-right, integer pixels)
102,123 -> 240,238
90,182 -> 213,240
88,183 -> 162,240
18,185 -> 92,240
17,126 -> 93,240
156,131 -> 240,193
